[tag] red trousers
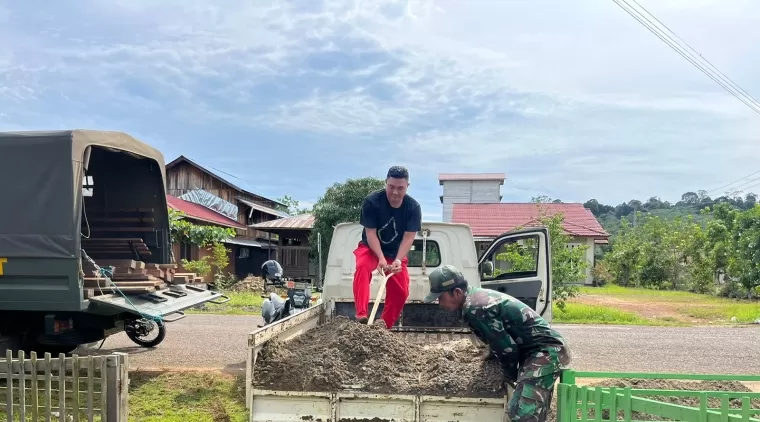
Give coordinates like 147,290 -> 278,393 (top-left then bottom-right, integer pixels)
352,243 -> 409,329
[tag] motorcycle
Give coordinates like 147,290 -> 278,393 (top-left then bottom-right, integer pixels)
259,292 -> 293,327
125,317 -> 166,348
258,259 -> 313,327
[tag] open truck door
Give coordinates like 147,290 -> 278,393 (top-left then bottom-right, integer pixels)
477,227 -> 553,322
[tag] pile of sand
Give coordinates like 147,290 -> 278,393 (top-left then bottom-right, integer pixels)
253,316 -> 506,397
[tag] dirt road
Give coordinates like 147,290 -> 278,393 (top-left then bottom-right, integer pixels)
75,315 -> 760,375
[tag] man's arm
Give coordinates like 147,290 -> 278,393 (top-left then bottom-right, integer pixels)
360,197 -> 387,268
365,228 -> 386,263
466,306 -> 521,382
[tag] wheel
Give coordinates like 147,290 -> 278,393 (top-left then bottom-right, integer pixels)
125,318 -> 166,348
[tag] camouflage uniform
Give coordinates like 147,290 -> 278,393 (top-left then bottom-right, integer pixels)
424,265 -> 571,422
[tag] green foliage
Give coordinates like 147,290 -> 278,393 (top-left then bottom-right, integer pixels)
601,202 -> 760,299
168,209 -> 236,247
310,177 -> 386,275
276,195 -> 312,215
169,208 -> 236,284
494,197 -> 590,311
180,257 -> 212,277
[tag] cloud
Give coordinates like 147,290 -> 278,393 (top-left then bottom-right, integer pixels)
1,0 -> 759,212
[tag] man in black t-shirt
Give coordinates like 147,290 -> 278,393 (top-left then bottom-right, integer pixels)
353,165 -> 422,329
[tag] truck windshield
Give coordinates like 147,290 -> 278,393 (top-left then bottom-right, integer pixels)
406,239 -> 441,267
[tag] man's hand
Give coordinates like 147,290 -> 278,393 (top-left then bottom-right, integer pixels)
480,349 -> 495,361
390,259 -> 402,273
377,257 -> 389,274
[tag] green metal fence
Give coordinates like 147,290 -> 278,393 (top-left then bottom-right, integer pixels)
557,370 -> 760,422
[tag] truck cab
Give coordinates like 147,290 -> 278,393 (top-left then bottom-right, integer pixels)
321,221 -> 553,326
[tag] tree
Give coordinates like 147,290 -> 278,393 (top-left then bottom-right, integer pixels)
168,209 -> 235,283
504,197 -> 590,310
169,209 -> 236,246
310,177 -> 386,275
276,195 -> 312,215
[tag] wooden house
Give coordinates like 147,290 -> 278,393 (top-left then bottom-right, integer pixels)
166,156 -> 291,279
250,214 -> 316,282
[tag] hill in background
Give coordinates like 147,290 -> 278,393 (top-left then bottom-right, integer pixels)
583,190 -> 757,237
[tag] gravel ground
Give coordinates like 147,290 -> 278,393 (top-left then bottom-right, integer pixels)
74,315 -> 760,375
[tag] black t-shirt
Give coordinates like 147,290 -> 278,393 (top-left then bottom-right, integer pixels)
359,189 -> 422,259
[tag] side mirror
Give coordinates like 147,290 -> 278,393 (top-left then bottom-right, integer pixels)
480,261 -> 494,277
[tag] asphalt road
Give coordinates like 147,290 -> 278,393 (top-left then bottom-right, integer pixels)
74,315 -> 760,375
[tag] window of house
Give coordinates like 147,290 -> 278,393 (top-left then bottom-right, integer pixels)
179,241 -> 193,261
238,247 -> 250,259
407,239 -> 442,267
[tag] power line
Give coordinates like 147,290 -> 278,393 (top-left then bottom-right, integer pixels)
707,169 -> 760,195
721,175 -> 760,195
628,0 -> 760,107
611,0 -> 760,115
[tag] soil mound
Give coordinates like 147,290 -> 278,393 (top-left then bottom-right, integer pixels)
252,316 -> 506,397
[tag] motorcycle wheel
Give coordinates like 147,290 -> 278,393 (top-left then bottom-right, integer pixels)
125,318 -> 166,348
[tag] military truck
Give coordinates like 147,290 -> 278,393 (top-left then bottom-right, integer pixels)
0,130 -> 227,355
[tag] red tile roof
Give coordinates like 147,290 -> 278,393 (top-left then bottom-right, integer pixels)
166,195 -> 246,229
452,203 -> 609,239
251,214 -> 314,230
438,173 -> 506,183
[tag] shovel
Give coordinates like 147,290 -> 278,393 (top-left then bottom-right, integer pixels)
367,269 -> 393,325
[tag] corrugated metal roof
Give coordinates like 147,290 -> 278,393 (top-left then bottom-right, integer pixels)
223,237 -> 274,248
237,197 -> 291,218
166,195 -> 246,229
452,203 -> 609,239
167,155 -> 285,207
438,173 -> 507,183
251,214 -> 315,230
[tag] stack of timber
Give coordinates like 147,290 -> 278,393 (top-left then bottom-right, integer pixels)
80,258 -> 204,299
80,208 -> 157,261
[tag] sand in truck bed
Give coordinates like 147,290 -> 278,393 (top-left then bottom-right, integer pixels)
252,316 -> 506,398
253,316 -> 760,419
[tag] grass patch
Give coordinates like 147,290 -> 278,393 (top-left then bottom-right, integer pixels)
552,303 -> 682,326
186,291 -> 264,315
578,285 -> 760,324
129,371 -> 247,422
679,303 -> 760,323
578,285 -> 720,301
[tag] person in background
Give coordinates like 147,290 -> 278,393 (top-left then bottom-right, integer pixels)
352,165 -> 422,329
423,264 -> 571,422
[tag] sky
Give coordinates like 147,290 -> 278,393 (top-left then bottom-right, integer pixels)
1,0 -> 759,222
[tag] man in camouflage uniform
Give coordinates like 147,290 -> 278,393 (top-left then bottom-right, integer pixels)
423,265 -> 571,422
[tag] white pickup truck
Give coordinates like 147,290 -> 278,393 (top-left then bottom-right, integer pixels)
245,221 -> 553,422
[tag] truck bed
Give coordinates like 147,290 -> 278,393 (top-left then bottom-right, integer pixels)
245,300 -> 509,422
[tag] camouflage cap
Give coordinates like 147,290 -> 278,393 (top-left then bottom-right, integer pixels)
423,264 -> 468,303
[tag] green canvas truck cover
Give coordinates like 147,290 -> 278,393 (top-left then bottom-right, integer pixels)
0,130 -> 166,259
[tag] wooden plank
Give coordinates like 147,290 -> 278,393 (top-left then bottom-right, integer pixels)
81,237 -> 144,243
146,268 -> 165,279
110,274 -> 161,282
83,280 -> 162,289
157,264 -> 178,269
84,245 -> 150,252
92,286 -> 155,294
88,217 -> 156,223
171,275 -> 189,284
85,208 -> 155,213
87,227 -> 157,232
93,260 -> 144,270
